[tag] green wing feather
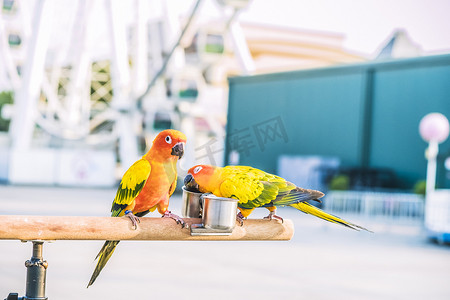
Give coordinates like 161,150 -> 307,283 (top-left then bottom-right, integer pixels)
87,240 -> 120,287
88,158 -> 151,288
218,166 -> 323,209
290,202 -> 372,232
273,186 -> 324,206
214,165 -> 370,233
111,158 -> 151,217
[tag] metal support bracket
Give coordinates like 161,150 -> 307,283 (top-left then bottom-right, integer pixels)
5,241 -> 48,300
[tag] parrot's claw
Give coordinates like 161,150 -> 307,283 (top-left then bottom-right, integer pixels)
124,210 -> 140,230
162,211 -> 187,228
236,212 -> 245,226
263,211 -> 284,223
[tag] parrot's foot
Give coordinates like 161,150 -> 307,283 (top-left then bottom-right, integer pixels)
263,211 -> 284,223
162,211 -> 187,228
236,212 -> 245,226
124,210 -> 140,229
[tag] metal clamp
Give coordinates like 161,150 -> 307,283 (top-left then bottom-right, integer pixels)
4,241 -> 48,300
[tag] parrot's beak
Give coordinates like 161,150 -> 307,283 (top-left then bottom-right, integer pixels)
184,174 -> 200,192
171,142 -> 184,159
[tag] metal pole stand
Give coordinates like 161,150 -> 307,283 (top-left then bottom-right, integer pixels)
5,241 -> 48,300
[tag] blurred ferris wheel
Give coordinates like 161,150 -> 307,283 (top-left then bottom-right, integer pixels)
0,0 -> 253,173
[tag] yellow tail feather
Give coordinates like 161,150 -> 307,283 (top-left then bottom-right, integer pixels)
289,202 -> 372,232
87,240 -> 120,288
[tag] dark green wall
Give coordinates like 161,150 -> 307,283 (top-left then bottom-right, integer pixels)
225,54 -> 450,189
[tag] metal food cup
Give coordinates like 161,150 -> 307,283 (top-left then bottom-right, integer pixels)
181,186 -> 203,218
201,194 -> 239,231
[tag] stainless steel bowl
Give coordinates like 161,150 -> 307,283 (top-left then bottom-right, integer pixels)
201,194 -> 239,231
181,186 -> 203,218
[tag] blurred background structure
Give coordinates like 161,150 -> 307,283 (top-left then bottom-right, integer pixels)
2,0 -> 449,234
1,0 -> 450,298
1,0 -> 449,187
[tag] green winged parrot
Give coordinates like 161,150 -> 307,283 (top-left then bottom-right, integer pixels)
184,164 -> 370,231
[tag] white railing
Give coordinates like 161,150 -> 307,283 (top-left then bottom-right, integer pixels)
425,190 -> 450,236
324,191 -> 425,224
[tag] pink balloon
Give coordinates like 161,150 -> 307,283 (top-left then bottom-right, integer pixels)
419,113 -> 450,143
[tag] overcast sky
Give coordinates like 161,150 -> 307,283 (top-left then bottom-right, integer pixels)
171,0 -> 450,58
27,0 -> 450,63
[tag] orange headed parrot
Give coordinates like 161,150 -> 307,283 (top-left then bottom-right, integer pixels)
184,164 -> 370,231
87,129 -> 187,287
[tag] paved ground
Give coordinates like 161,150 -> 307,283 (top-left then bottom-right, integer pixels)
1,185 -> 450,300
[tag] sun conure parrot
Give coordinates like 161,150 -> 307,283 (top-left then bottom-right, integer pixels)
184,165 -> 370,231
87,129 -> 187,288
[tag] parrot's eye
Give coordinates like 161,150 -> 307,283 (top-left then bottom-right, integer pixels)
165,135 -> 172,144
193,166 -> 202,174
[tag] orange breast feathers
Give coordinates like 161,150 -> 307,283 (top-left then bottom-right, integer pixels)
133,160 -> 177,214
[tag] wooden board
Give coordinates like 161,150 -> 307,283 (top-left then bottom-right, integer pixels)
0,215 -> 294,241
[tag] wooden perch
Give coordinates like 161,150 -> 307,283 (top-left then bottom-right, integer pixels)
0,215 -> 294,241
